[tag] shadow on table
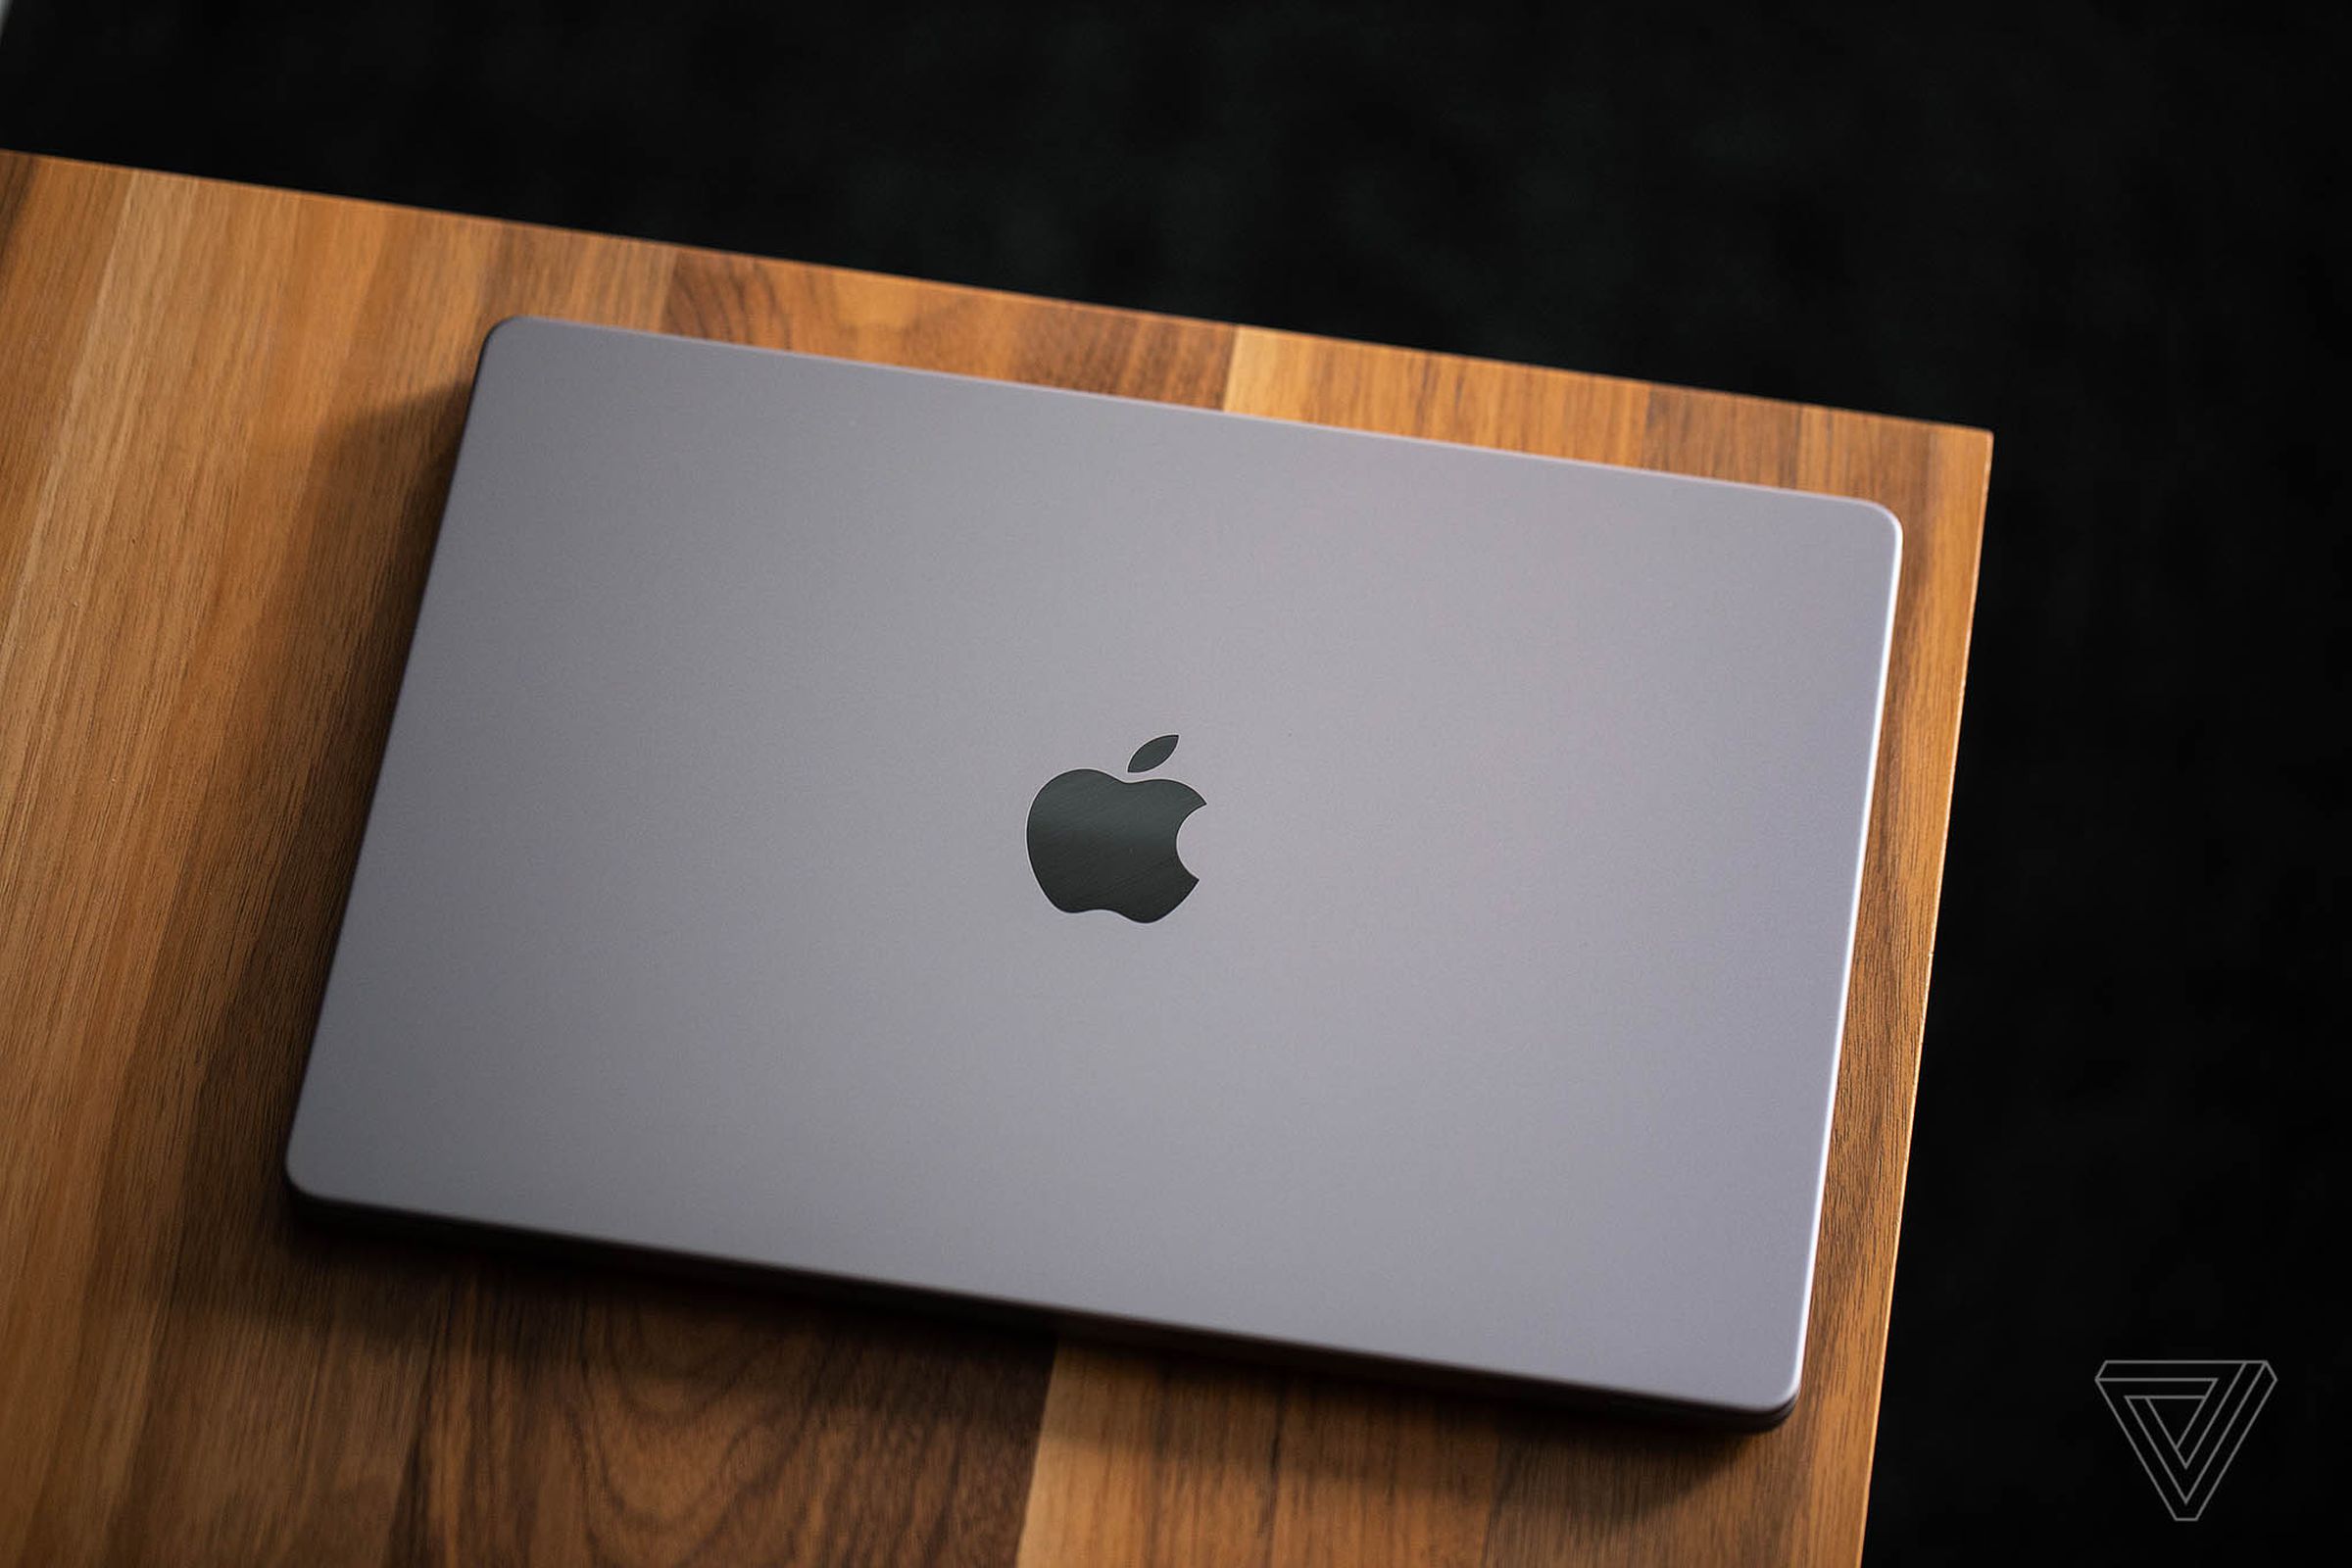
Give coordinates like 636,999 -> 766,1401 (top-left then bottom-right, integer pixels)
117,384 -> 1738,1559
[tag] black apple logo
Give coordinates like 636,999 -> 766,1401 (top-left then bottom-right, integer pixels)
1026,734 -> 1205,923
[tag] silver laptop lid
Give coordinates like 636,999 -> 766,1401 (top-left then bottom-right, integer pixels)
288,318 -> 1898,1420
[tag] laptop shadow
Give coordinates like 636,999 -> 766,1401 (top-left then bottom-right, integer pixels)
123,382 -> 1739,1559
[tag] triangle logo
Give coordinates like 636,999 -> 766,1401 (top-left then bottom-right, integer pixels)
2094,1359 -> 2277,1521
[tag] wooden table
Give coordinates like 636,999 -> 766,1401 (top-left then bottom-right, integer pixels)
0,151 -> 1988,1566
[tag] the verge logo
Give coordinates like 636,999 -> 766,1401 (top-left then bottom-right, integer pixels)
2094,1359 -> 2277,1521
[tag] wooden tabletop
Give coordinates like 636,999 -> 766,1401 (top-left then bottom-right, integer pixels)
0,150 -> 1988,1567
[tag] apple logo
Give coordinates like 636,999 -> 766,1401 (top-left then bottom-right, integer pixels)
1026,734 -> 1205,923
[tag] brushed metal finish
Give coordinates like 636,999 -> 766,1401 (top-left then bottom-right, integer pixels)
287,318 -> 1899,1419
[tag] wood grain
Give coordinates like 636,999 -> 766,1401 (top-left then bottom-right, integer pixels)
0,151 -> 1988,1566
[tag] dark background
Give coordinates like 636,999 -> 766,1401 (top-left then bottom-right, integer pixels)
1,0 -> 2337,1554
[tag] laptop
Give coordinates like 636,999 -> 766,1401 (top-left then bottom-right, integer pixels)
286,317 -> 1899,1424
